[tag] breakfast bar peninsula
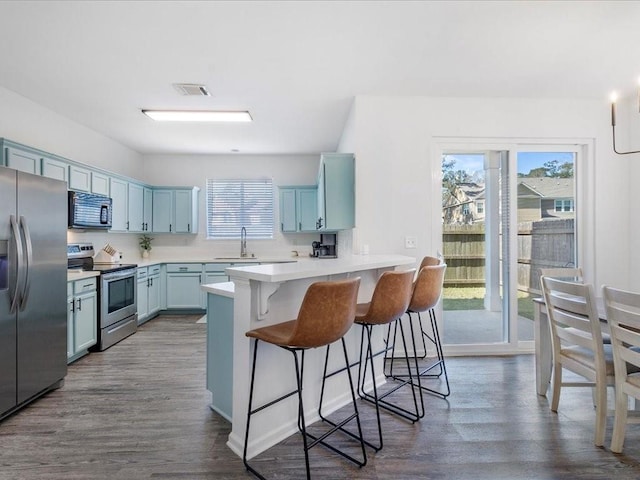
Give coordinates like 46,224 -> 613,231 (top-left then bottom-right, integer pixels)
202,254 -> 415,459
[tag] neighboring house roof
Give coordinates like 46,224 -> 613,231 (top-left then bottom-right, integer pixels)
518,177 -> 574,199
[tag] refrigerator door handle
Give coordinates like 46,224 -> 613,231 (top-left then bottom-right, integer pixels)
9,214 -> 24,313
18,216 -> 33,311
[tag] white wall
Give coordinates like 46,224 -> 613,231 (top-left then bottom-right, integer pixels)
347,95 -> 631,290
0,86 -> 143,178
137,153 -> 322,260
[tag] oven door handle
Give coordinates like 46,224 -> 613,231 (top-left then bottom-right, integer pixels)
102,269 -> 136,281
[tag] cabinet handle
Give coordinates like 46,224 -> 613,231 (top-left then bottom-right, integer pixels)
147,278 -> 150,288
70,299 -> 75,313
77,298 -> 82,311
188,223 -> 190,232
150,277 -> 153,286
126,221 -> 130,231
170,224 -> 172,233
299,222 -> 302,230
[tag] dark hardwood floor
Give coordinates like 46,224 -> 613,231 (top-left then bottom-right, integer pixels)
3,314 -> 640,479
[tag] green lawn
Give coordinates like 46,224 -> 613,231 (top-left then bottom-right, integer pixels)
443,287 -> 535,320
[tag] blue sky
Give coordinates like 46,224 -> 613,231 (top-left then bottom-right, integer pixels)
444,152 -> 574,175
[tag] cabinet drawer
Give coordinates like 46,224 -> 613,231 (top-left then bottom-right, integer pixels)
166,263 -> 202,273
137,267 -> 148,280
73,277 -> 96,294
148,265 -> 161,276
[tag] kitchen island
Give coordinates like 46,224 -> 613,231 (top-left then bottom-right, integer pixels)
202,254 -> 415,459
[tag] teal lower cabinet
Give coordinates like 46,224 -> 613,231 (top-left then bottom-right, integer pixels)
166,263 -> 204,310
67,276 -> 98,363
205,283 -> 234,422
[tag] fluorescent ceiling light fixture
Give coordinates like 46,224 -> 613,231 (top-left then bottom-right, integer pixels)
142,110 -> 252,122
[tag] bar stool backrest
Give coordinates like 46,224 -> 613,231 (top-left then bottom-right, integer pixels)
357,269 -> 415,325
289,277 -> 361,348
408,264 -> 447,313
418,256 -> 441,271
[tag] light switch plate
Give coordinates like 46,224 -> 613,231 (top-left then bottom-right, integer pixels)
405,236 -> 417,249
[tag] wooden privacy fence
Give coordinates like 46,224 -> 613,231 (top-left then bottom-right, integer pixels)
442,218 -> 575,292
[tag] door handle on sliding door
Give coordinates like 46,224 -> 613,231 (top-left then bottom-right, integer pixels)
18,215 -> 32,311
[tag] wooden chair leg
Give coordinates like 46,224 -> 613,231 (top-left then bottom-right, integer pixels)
551,363 -> 562,412
594,382 -> 607,447
611,389 -> 629,453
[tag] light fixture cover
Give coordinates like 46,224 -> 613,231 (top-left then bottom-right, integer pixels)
142,110 -> 252,122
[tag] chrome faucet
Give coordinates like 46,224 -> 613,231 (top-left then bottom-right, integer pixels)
240,226 -> 247,257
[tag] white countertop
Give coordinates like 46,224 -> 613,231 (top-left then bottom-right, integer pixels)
226,254 -> 415,283
201,281 -> 235,297
67,270 -> 100,282
133,256 -> 297,268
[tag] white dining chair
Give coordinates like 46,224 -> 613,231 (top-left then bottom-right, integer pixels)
541,275 -> 615,447
602,285 -> 640,454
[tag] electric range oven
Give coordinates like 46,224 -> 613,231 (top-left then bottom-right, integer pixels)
68,243 -> 138,351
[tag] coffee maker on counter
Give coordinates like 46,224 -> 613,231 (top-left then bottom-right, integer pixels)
311,233 -> 337,258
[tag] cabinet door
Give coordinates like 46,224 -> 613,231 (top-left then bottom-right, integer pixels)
41,157 -> 68,183
316,160 -> 326,230
166,273 -> 203,309
74,290 -> 97,352
143,187 -> 153,232
298,188 -> 318,232
174,189 -> 194,233
152,189 -> 173,233
67,291 -> 74,360
110,178 -> 129,231
279,188 -> 297,232
320,153 -> 355,231
6,147 -> 39,174
137,276 -> 149,323
148,274 -> 161,315
69,165 -> 92,192
91,172 -> 110,195
128,183 -> 144,233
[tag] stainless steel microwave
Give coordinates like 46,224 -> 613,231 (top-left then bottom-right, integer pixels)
68,191 -> 112,229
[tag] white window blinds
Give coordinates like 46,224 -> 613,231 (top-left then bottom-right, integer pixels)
206,179 -> 274,239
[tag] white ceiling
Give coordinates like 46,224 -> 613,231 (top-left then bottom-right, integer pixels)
1,1 -> 640,155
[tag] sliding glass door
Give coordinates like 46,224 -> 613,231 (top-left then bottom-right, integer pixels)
440,147 -> 578,353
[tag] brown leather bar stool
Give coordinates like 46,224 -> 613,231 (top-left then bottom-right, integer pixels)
386,262 -> 449,398
242,277 -> 365,480
351,269 -> 418,451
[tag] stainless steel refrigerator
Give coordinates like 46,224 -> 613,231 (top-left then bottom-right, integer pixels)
0,166 -> 67,419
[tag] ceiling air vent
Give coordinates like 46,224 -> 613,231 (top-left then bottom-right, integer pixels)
172,83 -> 211,96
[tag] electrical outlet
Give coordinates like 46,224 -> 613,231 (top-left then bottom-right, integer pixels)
405,236 -> 417,249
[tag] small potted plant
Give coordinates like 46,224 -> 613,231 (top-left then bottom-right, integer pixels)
139,234 -> 153,258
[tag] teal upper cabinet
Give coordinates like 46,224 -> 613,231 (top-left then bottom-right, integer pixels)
41,156 -> 68,183
143,187 -> 153,232
110,177 -> 129,232
153,187 -> 199,234
127,183 -> 144,233
5,146 -> 39,174
174,188 -> 199,233
69,165 -> 92,192
152,189 -> 173,233
279,186 -> 318,232
91,172 -> 110,196
316,153 -> 355,231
